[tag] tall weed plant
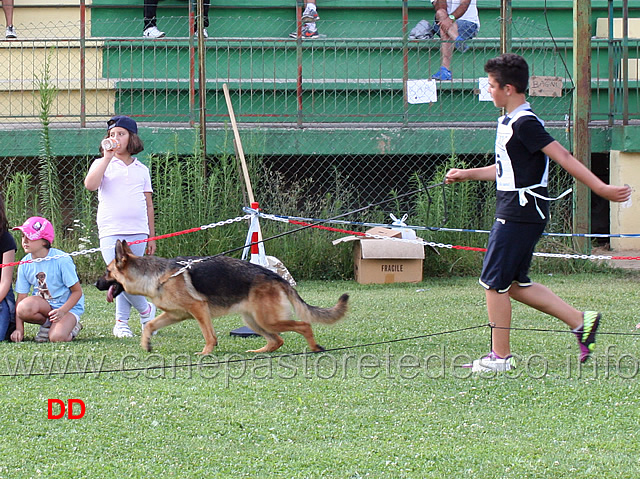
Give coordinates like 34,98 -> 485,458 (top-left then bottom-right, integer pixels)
35,47 -> 62,230
151,150 -> 246,258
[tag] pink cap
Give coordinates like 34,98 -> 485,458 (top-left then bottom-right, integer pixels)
12,216 -> 55,243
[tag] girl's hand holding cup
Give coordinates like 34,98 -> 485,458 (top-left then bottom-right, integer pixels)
101,138 -> 119,152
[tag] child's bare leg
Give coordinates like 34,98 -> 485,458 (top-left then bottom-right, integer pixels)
485,288 -> 512,358
16,296 -> 50,326
508,283 -> 583,329
49,312 -> 78,342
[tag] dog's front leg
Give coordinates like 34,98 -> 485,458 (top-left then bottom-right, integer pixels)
140,311 -> 179,353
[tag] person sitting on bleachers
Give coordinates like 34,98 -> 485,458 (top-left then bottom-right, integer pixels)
409,0 -> 480,81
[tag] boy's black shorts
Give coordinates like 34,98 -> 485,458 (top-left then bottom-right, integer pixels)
479,218 -> 546,293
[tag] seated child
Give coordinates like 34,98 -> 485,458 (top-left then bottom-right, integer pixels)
10,217 -> 84,343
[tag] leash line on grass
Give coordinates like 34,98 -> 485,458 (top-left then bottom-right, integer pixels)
0,323 -> 489,378
4,323 -> 640,378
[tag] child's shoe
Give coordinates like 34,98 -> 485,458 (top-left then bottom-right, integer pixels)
463,351 -> 516,372
113,320 -> 134,338
71,319 -> 83,340
573,311 -> 601,363
35,324 -> 50,343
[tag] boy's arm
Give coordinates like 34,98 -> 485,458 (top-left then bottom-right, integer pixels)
10,293 -> 28,342
543,141 -> 632,202
445,164 -> 496,184
48,282 -> 83,323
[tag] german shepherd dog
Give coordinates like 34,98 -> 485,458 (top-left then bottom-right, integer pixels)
96,240 -> 349,355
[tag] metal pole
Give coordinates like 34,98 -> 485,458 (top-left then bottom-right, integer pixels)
608,0 -> 614,127
197,0 -> 207,156
623,0 -> 629,125
296,0 -> 303,128
80,0 -> 86,128
402,1 -> 409,126
500,0 -> 512,54
572,0 -> 591,253
189,0 -> 195,127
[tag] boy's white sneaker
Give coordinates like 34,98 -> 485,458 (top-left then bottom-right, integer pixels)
113,321 -> 134,338
463,352 -> 516,372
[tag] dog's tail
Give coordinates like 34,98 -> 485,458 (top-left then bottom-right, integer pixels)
286,286 -> 349,325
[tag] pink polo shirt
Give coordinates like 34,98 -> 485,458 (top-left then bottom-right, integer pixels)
96,157 -> 153,239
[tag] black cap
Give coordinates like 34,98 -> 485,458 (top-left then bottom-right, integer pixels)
107,115 -> 138,134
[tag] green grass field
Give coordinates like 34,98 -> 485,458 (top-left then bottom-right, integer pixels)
1,271 -> 640,478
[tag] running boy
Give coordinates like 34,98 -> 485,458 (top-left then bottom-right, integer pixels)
445,53 -> 631,372
11,217 -> 84,343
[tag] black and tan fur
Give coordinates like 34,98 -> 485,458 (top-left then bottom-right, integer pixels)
96,240 -> 349,355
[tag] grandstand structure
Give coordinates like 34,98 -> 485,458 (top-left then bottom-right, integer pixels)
1,0 -> 639,247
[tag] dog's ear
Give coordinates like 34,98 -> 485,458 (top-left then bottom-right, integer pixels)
120,240 -> 134,255
115,240 -> 129,269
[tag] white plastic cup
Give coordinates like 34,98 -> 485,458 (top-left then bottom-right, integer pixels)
101,138 -> 119,151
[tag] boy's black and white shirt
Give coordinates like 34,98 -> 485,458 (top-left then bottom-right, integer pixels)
494,102 -> 557,223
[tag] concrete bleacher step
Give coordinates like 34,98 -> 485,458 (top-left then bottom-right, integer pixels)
2,0 -> 639,125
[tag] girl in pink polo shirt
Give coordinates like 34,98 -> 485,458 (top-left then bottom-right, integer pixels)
84,116 -> 157,338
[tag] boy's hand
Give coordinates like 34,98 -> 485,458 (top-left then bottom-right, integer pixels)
445,168 -> 467,184
10,329 -> 23,343
598,184 -> 632,203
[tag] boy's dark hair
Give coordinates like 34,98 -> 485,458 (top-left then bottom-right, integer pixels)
484,53 -> 529,94
0,192 -> 7,234
100,132 -> 145,155
42,239 -> 52,249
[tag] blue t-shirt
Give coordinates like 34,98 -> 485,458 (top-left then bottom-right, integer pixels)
15,248 -> 85,316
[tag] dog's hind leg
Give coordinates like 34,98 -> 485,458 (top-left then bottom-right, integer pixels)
241,313 -> 284,353
252,307 -> 325,353
269,319 -> 324,352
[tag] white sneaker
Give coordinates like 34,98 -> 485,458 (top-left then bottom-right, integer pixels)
35,324 -> 50,343
113,321 -> 134,338
194,28 -> 208,38
71,319 -> 83,340
143,26 -> 165,39
464,352 -> 516,372
5,25 -> 17,39
140,303 -> 156,329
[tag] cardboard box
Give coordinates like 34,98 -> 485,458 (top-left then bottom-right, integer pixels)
333,227 -> 425,284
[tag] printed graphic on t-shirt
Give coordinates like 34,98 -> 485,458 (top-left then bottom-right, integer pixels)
35,272 -> 53,300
